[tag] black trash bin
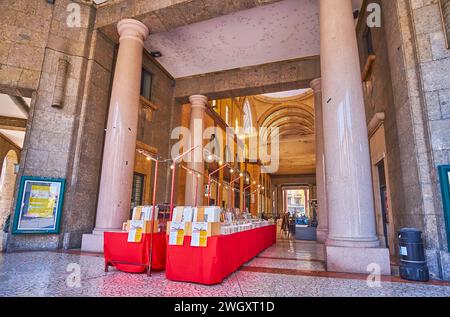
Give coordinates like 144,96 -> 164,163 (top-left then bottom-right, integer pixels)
398,228 -> 429,282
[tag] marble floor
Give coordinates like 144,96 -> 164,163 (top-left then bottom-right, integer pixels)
1,236 -> 450,297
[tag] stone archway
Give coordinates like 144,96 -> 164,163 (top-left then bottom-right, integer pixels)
0,150 -> 18,251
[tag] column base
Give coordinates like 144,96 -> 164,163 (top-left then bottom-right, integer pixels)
316,228 -> 328,244
81,232 -> 104,253
81,228 -> 122,253
326,245 -> 391,275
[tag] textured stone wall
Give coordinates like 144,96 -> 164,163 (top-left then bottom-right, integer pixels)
371,0 -> 450,280
139,56 -> 175,204
410,0 -> 450,280
356,0 -> 407,253
0,0 -> 52,96
6,0 -> 115,250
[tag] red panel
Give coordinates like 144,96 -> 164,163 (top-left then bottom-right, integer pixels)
104,232 -> 167,273
166,225 -> 276,285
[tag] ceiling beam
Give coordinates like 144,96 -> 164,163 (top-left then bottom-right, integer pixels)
0,116 -> 27,131
8,95 -> 29,118
96,0 -> 283,42
174,56 -> 320,102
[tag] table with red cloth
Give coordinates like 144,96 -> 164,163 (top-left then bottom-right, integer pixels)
166,224 -> 276,285
104,232 -> 166,273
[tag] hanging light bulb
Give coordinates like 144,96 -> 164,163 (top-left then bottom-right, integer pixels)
239,172 -> 243,177
146,156 -> 151,161
230,168 -> 234,173
170,165 -> 175,170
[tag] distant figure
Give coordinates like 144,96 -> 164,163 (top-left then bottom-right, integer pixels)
281,212 -> 290,234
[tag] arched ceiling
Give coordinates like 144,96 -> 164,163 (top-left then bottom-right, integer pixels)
248,89 -> 316,175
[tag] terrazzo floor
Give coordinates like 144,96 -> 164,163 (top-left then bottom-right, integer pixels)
1,235 -> 450,297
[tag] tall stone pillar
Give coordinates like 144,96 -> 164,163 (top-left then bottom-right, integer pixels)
82,19 -> 149,252
185,95 -> 208,206
310,78 -> 328,243
320,0 -> 390,274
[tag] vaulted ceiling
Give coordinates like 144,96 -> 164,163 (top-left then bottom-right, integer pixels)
249,89 -> 315,175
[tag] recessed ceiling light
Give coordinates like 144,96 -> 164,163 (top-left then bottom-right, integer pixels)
150,51 -> 162,58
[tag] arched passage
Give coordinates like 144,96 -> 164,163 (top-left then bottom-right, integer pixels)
0,150 -> 18,251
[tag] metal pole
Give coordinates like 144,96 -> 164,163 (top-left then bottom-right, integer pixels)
207,164 -> 229,206
243,184 -> 252,214
169,146 -> 199,220
194,174 -> 199,207
207,177 -> 212,206
148,159 -> 158,277
169,164 -> 176,221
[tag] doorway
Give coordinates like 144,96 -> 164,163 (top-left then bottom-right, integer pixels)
0,150 -> 19,251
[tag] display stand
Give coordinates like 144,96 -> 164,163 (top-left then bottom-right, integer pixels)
104,151 -> 167,276
104,232 -> 166,274
166,224 -> 276,285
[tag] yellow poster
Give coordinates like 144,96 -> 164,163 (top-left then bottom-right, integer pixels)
127,220 -> 144,243
27,185 -> 56,218
169,221 -> 185,246
191,222 -> 208,247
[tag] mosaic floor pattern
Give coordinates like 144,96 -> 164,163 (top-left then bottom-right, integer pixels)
1,236 -> 450,297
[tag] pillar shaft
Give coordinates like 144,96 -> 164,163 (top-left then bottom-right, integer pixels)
185,95 -> 208,206
320,0 -> 378,248
311,78 -> 328,243
95,19 -> 149,231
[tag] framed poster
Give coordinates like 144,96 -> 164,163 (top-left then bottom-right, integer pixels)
438,165 -> 450,251
12,176 -> 65,234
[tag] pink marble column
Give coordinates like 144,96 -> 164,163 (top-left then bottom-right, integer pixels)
184,95 -> 208,206
82,19 -> 149,253
310,78 -> 328,244
320,0 -> 390,274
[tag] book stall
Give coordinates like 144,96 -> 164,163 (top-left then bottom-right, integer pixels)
103,146 -> 276,284
166,205 -> 276,285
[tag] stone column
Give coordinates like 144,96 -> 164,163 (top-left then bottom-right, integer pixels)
310,78 -> 328,243
82,19 -> 149,252
320,0 -> 390,274
185,95 -> 208,206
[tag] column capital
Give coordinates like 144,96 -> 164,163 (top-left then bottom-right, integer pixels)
117,19 -> 149,44
189,95 -> 208,108
310,78 -> 321,92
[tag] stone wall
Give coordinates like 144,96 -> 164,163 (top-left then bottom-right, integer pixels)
409,0 -> 450,280
6,0 -> 115,250
369,0 -> 450,280
139,55 -> 175,204
356,0 -> 407,253
0,0 -> 52,97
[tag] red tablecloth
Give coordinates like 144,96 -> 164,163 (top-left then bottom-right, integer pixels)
104,232 -> 166,273
166,224 -> 276,285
